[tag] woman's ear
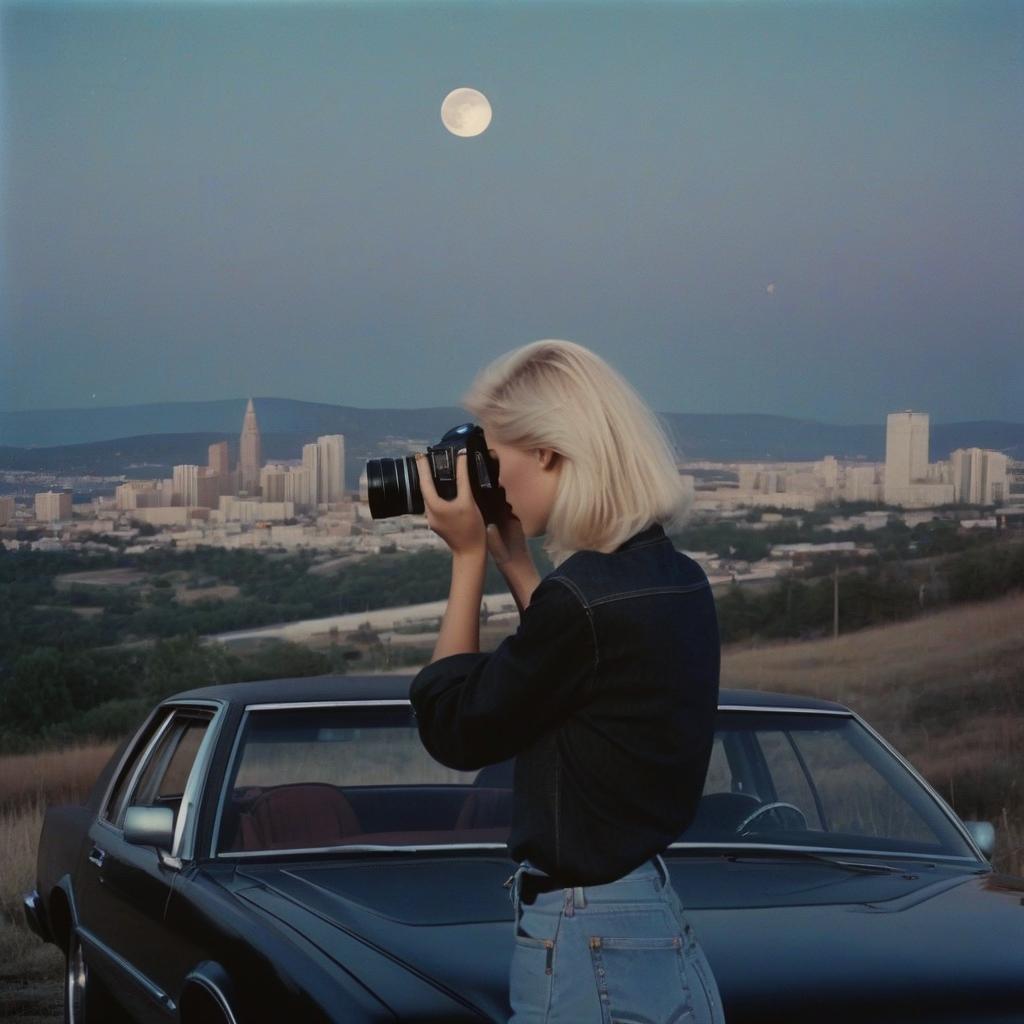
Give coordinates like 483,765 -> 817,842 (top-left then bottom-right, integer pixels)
536,447 -> 560,471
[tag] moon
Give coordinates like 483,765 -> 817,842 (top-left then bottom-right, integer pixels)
440,87 -> 492,138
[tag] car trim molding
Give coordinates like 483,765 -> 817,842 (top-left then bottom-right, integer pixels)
77,925 -> 177,1012
244,699 -> 412,710
102,709 -> 177,830
183,969 -> 239,1024
170,700 -> 230,862
847,709 -> 988,863
664,840 -> 985,863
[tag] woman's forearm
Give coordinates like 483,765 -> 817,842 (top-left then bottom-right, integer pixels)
502,562 -> 542,617
431,547 -> 488,661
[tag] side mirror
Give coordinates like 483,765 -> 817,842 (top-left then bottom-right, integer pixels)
963,819 -> 996,860
124,805 -> 175,850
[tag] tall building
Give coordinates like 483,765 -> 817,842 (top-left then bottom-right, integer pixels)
238,398 -> 263,495
0,496 -> 16,526
208,441 -> 230,476
285,467 -> 315,510
883,410 -> 954,507
302,442 -> 321,506
884,411 -> 929,496
116,480 -> 163,510
172,465 -> 201,506
260,465 -> 288,503
316,434 -> 346,503
35,490 -> 72,522
951,448 -> 1009,505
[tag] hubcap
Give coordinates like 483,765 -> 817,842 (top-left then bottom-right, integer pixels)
66,938 -> 86,1023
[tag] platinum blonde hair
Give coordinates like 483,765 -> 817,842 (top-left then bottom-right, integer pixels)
461,338 -> 692,567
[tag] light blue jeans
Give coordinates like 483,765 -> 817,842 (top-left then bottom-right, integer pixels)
505,854 -> 727,1023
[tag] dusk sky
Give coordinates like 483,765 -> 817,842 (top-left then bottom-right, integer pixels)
1,0 -> 1021,425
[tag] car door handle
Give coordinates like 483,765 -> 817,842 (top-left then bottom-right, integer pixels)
87,845 -> 106,867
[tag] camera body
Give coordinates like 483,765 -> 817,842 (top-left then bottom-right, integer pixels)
366,422 -> 505,523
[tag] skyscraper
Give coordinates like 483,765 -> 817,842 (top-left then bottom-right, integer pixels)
884,410 -> 928,505
883,409 -> 954,507
317,434 -> 346,503
238,398 -> 262,495
302,442 -> 321,506
208,441 -> 230,476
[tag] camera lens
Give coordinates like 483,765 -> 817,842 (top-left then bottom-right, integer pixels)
366,456 -> 424,519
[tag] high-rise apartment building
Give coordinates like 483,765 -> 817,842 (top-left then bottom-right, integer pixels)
316,434 -> 346,503
208,441 -> 230,476
884,411 -> 929,493
285,467 -> 315,510
173,465 -> 201,506
35,490 -> 72,522
260,465 -> 288,503
116,480 -> 164,510
302,443 -> 321,506
951,448 -> 1009,505
238,398 -> 262,495
0,496 -> 16,526
883,410 -> 954,507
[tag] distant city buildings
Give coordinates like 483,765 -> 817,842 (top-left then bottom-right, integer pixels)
950,447 -> 1008,506
34,490 -> 72,523
6,401 -> 1021,558
238,397 -> 263,495
690,408 -> 1017,512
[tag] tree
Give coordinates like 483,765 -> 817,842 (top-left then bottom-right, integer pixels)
0,648 -> 74,734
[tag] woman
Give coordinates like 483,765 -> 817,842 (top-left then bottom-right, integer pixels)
408,338 -> 727,1024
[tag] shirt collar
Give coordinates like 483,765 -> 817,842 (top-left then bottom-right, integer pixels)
613,521 -> 666,553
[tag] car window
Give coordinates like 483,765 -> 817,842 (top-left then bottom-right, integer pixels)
754,729 -> 821,826
214,705 -> 978,860
701,736 -> 734,796
124,710 -> 213,824
101,710 -> 174,827
723,714 -> 962,853
785,728 -> 936,844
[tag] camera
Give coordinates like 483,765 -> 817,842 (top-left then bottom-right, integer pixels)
366,422 -> 505,523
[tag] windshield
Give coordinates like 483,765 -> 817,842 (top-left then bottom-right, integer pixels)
213,704 -> 978,861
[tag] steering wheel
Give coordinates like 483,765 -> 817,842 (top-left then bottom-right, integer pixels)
734,801 -> 808,836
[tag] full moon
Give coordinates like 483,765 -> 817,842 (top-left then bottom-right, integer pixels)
440,87 -> 492,138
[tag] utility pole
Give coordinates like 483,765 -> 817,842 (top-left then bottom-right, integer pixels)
833,563 -> 839,640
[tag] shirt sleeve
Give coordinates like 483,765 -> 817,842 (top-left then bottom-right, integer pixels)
407,575 -> 598,771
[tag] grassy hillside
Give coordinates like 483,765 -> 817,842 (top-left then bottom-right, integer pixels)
721,589 -> 1024,874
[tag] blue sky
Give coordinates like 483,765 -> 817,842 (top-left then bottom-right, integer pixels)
1,0 -> 1021,424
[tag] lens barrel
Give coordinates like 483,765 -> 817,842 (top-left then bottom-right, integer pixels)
366,456 -> 424,518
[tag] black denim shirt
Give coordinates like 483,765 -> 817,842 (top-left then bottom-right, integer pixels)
408,521 -> 721,886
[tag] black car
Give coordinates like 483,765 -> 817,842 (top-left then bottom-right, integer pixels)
23,674 -> 1024,1023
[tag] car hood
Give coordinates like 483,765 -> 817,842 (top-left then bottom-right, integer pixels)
218,852 -> 1024,1023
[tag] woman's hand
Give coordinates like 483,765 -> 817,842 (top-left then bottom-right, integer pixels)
415,449 -> 487,557
485,499 -> 531,570
486,497 -> 540,615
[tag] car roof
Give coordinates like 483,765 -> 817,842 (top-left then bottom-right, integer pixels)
165,674 -> 852,713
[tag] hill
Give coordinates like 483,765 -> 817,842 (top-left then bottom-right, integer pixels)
3,398 -> 1023,463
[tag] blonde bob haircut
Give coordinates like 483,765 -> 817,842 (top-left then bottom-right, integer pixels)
460,338 -> 693,568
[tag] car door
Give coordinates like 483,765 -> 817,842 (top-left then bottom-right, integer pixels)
74,703 -> 217,1024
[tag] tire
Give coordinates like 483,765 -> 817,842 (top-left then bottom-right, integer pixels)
64,928 -> 129,1024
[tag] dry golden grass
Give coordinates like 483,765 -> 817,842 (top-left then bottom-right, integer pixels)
721,588 -> 1024,876
0,798 -> 64,1021
0,739 -> 120,814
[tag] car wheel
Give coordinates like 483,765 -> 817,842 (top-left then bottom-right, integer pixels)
64,928 -> 125,1024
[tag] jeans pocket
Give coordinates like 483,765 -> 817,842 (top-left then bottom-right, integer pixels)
587,934 -> 696,1024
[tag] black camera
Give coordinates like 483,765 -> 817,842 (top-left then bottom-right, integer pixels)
366,422 -> 505,523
